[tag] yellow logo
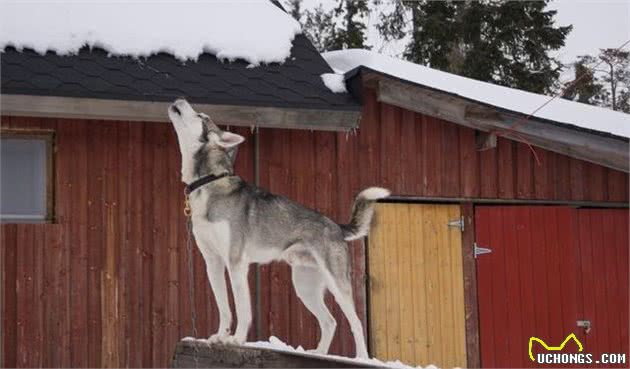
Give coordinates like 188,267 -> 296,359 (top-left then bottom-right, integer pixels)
528,333 -> 584,362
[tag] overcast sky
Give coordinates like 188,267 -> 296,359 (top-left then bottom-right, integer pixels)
302,0 -> 630,77
549,0 -> 629,63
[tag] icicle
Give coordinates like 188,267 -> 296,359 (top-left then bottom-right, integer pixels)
250,125 -> 255,133
345,130 -> 350,141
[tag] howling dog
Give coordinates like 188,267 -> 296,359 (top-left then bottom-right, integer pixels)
168,98 -> 389,358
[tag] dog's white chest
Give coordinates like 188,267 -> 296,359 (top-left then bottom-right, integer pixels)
193,219 -> 231,260
189,191 -> 232,260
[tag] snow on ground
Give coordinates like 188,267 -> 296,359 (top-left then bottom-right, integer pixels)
182,335 -> 440,369
321,73 -> 348,93
0,1 -> 301,65
323,49 -> 630,139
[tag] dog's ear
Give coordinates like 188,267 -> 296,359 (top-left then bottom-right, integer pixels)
210,131 -> 245,148
199,113 -> 219,131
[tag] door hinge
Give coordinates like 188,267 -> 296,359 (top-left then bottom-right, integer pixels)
474,243 -> 492,258
447,216 -> 465,232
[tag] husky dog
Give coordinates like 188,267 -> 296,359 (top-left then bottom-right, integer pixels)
168,98 -> 389,358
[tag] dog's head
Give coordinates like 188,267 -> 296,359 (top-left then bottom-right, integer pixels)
168,99 -> 245,181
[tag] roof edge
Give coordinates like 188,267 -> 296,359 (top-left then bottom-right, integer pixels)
345,66 -> 629,142
1,94 -> 360,131
346,70 -> 628,172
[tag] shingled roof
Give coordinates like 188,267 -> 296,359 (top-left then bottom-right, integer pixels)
1,34 -> 360,130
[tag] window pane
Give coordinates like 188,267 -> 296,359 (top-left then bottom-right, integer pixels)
1,138 -> 48,222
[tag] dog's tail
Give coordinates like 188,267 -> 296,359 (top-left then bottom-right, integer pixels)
340,187 -> 390,241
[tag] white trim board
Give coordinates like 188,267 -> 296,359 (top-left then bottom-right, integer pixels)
1,94 -> 360,131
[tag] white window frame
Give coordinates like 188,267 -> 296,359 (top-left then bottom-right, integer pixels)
0,128 -> 55,223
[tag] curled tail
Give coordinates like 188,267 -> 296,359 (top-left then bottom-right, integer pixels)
341,187 -> 390,241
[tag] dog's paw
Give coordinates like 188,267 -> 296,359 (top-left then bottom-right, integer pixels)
207,333 -> 231,344
307,348 -> 326,355
228,334 -> 246,346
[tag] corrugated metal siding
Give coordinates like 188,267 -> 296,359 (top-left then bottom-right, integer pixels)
475,206 -> 629,368
367,203 -> 466,368
1,88 -> 628,366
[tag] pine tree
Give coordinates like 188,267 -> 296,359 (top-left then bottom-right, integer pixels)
565,49 -> 630,113
377,0 -> 572,94
285,0 -> 303,21
561,56 -> 605,106
300,0 -> 370,52
330,0 -> 370,50
302,4 -> 337,52
599,48 -> 630,112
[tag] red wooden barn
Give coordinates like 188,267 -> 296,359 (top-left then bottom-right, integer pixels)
1,4 -> 628,369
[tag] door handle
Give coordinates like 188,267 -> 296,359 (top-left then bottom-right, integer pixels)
577,320 -> 591,334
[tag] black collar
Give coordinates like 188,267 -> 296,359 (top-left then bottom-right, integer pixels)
185,173 -> 229,195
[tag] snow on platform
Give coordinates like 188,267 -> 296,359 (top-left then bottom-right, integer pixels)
0,1 -> 301,65
324,49 -> 630,139
174,336 -> 441,369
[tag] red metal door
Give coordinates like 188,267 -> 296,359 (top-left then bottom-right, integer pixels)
475,206 -> 629,368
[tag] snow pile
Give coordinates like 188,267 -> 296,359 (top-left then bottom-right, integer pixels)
321,73 -> 348,93
243,336 -> 439,369
180,335 -> 442,369
0,1 -> 301,65
324,49 -> 630,138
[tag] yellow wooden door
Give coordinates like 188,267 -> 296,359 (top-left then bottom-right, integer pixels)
368,203 -> 466,368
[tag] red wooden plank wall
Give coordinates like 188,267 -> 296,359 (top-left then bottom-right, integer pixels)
253,89 -> 627,357
475,206 -> 580,368
476,206 -> 629,368
1,88 -> 628,366
352,90 -> 628,202
575,209 -> 629,366
1,116 -> 254,368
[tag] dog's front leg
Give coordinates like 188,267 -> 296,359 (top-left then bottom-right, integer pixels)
228,262 -> 252,344
200,247 -> 233,342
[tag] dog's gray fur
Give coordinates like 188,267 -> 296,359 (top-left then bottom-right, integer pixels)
168,99 -> 389,358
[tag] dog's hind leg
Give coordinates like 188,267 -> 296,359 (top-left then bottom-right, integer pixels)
324,246 -> 369,359
198,245 -> 233,342
291,265 -> 337,354
228,261 -> 252,344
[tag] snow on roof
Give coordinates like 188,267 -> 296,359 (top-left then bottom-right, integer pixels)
0,1 -> 301,65
321,73 -> 348,93
323,49 -> 630,139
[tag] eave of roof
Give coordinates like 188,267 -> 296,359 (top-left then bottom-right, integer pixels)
346,67 -> 629,172
345,66 -> 628,141
1,35 -> 361,130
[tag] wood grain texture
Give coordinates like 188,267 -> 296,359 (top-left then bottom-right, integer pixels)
1,117 -> 256,368
460,203 -> 480,368
576,209 -> 629,367
368,203 -> 467,368
1,88 -> 627,368
171,340 -> 391,368
475,206 -> 628,368
1,224 -> 17,368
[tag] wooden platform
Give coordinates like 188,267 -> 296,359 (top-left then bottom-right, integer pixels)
171,340 -> 391,368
